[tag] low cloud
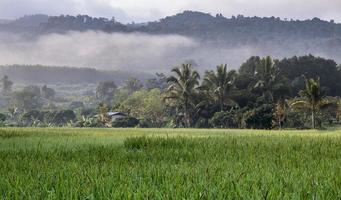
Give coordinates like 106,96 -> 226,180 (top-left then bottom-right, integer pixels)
0,31 -> 199,71
0,31 -> 338,73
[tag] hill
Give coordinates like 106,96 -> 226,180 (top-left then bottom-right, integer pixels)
1,11 -> 341,68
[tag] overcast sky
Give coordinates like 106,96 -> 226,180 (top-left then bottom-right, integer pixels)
0,0 -> 340,23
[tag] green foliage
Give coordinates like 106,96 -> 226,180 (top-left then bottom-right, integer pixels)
278,55 -> 341,96
0,113 -> 6,122
118,89 -> 166,127
21,110 -> 44,125
165,63 -> 200,127
97,103 -> 110,125
243,104 -> 274,129
53,110 -> 76,125
290,78 -> 334,129
74,116 -> 100,128
20,110 -> 76,127
209,111 -> 239,128
112,117 -> 139,128
201,64 -> 237,111
2,54 -> 341,130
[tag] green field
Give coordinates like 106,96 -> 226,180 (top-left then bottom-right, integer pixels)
1,128 -> 341,199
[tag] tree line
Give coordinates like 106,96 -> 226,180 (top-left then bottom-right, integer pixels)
1,54 -> 341,129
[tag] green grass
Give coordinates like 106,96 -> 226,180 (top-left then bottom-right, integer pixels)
1,128 -> 341,199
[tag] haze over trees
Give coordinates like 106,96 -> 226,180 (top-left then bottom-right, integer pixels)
0,54 -> 340,129
1,11 -> 341,70
1,12 -> 341,129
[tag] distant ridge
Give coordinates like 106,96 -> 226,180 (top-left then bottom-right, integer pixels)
1,11 -> 341,65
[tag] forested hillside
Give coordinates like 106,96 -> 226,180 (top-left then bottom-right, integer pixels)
1,11 -> 341,65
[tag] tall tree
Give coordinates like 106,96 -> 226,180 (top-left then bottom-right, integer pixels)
290,78 -> 332,129
165,63 -> 200,127
254,56 -> 279,102
201,64 -> 237,111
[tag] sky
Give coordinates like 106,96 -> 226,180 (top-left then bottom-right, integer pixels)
0,0 -> 340,23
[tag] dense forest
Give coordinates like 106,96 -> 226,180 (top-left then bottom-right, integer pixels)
0,54 -> 340,129
2,11 -> 341,38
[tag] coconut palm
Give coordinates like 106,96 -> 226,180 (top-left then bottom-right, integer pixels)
254,56 -> 279,101
201,64 -> 237,111
165,63 -> 200,127
290,78 -> 332,129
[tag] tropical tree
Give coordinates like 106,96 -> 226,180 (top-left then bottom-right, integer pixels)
254,56 -> 279,102
274,100 -> 287,129
201,64 -> 237,111
165,63 -> 200,127
290,78 -> 332,129
118,89 -> 166,127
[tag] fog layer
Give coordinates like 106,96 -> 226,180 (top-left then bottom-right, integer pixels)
0,31 -> 335,72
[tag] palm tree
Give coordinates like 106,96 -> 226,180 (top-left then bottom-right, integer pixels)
201,64 -> 237,111
254,56 -> 279,102
290,78 -> 332,129
165,63 -> 200,127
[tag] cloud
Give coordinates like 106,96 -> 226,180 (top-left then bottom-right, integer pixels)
0,31 -> 338,73
0,31 -> 200,71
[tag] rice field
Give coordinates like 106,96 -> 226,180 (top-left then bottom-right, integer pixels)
1,128 -> 341,199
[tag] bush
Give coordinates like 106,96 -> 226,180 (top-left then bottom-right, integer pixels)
285,112 -> 308,129
138,118 -> 152,128
209,111 -> 239,128
0,113 -> 6,126
112,117 -> 139,128
53,110 -> 76,125
243,104 -> 274,129
74,117 -> 101,128
195,117 -> 211,128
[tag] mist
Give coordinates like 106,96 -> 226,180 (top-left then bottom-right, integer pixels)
0,31 -> 198,71
0,31 -> 259,72
0,31 -> 337,73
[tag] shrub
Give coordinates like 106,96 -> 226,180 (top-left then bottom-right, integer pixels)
195,117 -> 211,128
209,111 -> 239,128
53,110 -> 76,125
243,104 -> 274,129
0,113 -> 6,122
112,117 -> 139,128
